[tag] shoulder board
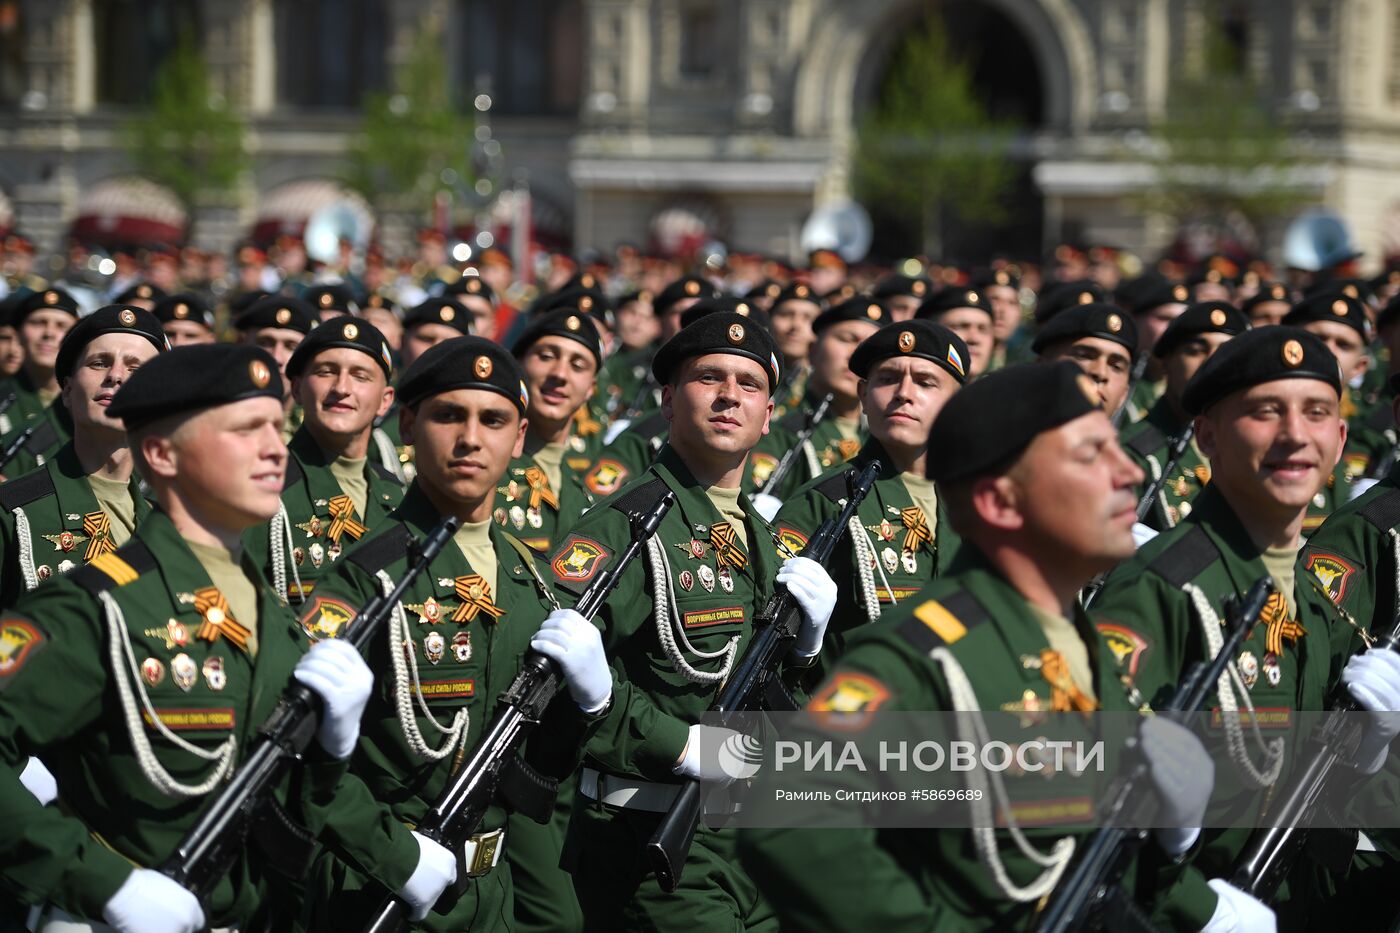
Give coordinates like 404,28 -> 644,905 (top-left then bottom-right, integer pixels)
23,419 -> 57,456
1125,422 -> 1167,458
67,541 -> 157,595
0,468 -> 55,511
1359,487 -> 1400,533
607,476 -> 670,518
1144,525 -> 1220,587
813,469 -> 851,503
347,523 -> 414,574
282,457 -> 304,491
369,461 -> 402,486
897,588 -> 990,654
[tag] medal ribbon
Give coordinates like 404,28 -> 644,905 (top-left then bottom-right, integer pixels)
1259,592 -> 1306,656
710,522 -> 747,571
573,407 -> 602,438
326,495 -> 368,544
452,574 -> 506,623
522,467 -> 559,510
837,438 -> 861,461
1193,464 -> 1211,486
82,510 -> 116,562
900,507 -> 931,553
193,587 -> 252,649
1039,649 -> 1097,714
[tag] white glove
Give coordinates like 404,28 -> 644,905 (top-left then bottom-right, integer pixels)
292,638 -> 374,760
20,756 -> 57,805
673,723 -> 758,783
777,556 -> 837,658
102,868 -> 205,933
1342,648 -> 1400,773
1139,716 -> 1213,857
752,493 -> 784,523
1202,878 -> 1277,933
530,608 -> 613,713
602,419 -> 632,445
397,831 -> 457,921
1131,522 -> 1159,548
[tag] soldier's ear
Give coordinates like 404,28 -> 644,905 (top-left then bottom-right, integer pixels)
969,474 -> 1025,533
512,416 -> 528,459
1193,413 -> 1216,459
139,433 -> 179,480
377,384 -> 396,421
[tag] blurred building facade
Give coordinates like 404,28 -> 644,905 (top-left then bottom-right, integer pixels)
0,0 -> 1397,266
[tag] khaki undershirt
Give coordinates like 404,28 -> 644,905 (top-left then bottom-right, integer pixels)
86,473 -> 137,547
453,518 -> 497,597
1260,543 -> 1299,618
187,539 -> 260,657
833,416 -> 861,442
899,473 -> 939,543
529,441 -> 569,500
36,385 -> 59,408
1026,602 -> 1097,702
329,454 -> 369,518
706,485 -> 748,551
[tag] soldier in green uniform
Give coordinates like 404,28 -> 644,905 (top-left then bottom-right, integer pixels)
1032,302 -> 1138,418
1242,282 -> 1293,328
771,319 -> 968,674
768,282 -> 822,416
151,293 -> 217,348
233,295 -> 316,443
592,289 -> 659,422
915,286 -> 995,380
0,306 -> 168,605
738,361 -> 1236,931
1124,280 -> 1190,421
442,275 -> 499,341
0,289 -> 81,472
303,283 -> 360,324
1089,327 -> 1387,921
0,343 -> 379,933
972,267 -> 1030,371
869,273 -> 932,323
245,316 -> 404,605
548,311 -> 838,930
1119,301 -> 1249,531
299,336 -> 612,931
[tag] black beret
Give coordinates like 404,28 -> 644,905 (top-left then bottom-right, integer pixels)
113,282 -> 167,305
1129,279 -> 1191,315
1283,292 -> 1370,341
286,316 -> 393,380
655,275 -> 719,313
228,290 -> 272,316
0,292 -> 22,328
849,320 -> 970,385
1241,282 -> 1293,313
1034,281 -> 1107,323
813,298 -> 889,335
870,273 -> 934,301
1031,302 -> 1138,355
680,296 -> 771,331
1153,301 -> 1250,358
538,287 -> 613,320
820,284 -> 859,306
511,308 -> 603,370
1379,293 -> 1400,333
743,279 -> 783,302
55,305 -> 169,382
1188,267 -> 1237,290
562,271 -> 605,294
915,286 -> 995,321
927,361 -> 1102,484
152,293 -> 215,329
362,293 -> 401,316
15,288 -> 81,325
651,312 -> 783,394
403,297 -> 474,336
1302,276 -> 1373,305
1182,326 -> 1340,416
618,288 -> 655,306
302,284 -> 359,316
970,267 -> 1021,291
444,275 -> 496,304
109,344 -> 284,430
397,336 -> 528,414
234,296 -> 316,335
769,282 -> 820,308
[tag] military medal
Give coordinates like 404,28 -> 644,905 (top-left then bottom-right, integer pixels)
309,543 -> 325,568
57,560 -> 74,574
41,529 -> 84,553
677,539 -> 709,560
452,632 -> 472,663
493,508 -> 507,526
168,619 -> 189,647
451,574 -> 506,623
709,523 -> 747,570
35,565 -> 50,581
1313,492 -> 1326,508
718,566 -> 734,593
293,547 -> 305,566
81,511 -> 116,561
325,495 -> 368,543
203,656 -> 226,691
171,653 -> 197,691
871,519 -> 895,542
678,570 -> 694,591
510,506 -> 526,530
296,516 -> 324,538
410,597 -> 443,625
698,565 -> 716,592
527,507 -> 543,529
881,547 -> 899,574
569,435 -> 587,453
424,631 -> 446,664
1237,650 -> 1259,689
901,550 -> 918,575
1262,652 -> 1282,687
1178,501 -> 1192,518
141,657 -> 165,687
328,541 -> 342,562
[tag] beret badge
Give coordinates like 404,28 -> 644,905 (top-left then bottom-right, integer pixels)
728,323 -> 745,344
1282,339 -> 1304,367
249,360 -> 272,388
118,309 -> 137,326
474,355 -> 493,379
1210,309 -> 1227,326
898,331 -> 915,353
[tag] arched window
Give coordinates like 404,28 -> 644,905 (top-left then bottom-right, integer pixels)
93,0 -> 200,106
454,0 -> 581,117
274,0 -> 388,110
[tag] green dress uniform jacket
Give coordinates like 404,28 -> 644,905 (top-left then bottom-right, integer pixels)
1302,463 -> 1400,641
593,343 -> 656,423
748,389 -> 866,500
547,444 -> 799,929
736,547 -> 1206,932
0,509 -> 347,927
245,427 -> 404,605
0,403 -> 73,480
492,449 -> 595,555
1119,396 -> 1207,531
299,482 -> 593,931
0,443 -> 152,606
0,370 -> 55,438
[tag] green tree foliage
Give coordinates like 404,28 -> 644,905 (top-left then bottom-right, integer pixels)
121,35 -> 249,236
853,10 -> 1018,257
349,23 -> 475,207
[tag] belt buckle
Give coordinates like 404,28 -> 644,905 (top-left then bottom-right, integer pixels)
465,828 -> 504,877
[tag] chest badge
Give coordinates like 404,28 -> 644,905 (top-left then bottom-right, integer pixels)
171,653 -> 197,691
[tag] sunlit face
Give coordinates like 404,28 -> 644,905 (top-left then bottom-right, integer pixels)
1134,302 -> 1187,354
20,309 -> 75,371
401,322 -> 463,370
887,295 -> 922,322
248,327 -> 304,381
1196,379 -> 1345,522
933,309 -> 993,377
617,299 -> 660,349
1247,301 -> 1290,328
363,307 -> 402,350
294,347 -> 394,443
458,294 -> 496,341
162,320 -> 215,348
519,335 -> 598,428
859,356 -> 959,453
61,333 -> 162,434
1300,319 -> 1368,385
1041,337 -> 1133,414
811,320 -> 881,400
660,297 -> 701,341
1163,332 -> 1235,404
663,353 -> 773,462
0,325 -> 23,377
985,284 -> 1021,343
769,299 -> 821,362
402,388 -> 526,507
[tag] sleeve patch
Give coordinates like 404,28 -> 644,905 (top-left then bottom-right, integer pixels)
807,673 -> 891,732
775,526 -> 809,557
299,596 -> 357,641
1095,622 -> 1150,677
584,459 -> 629,497
749,452 -> 779,488
551,536 -> 612,584
0,620 -> 45,687
1305,552 -> 1358,606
